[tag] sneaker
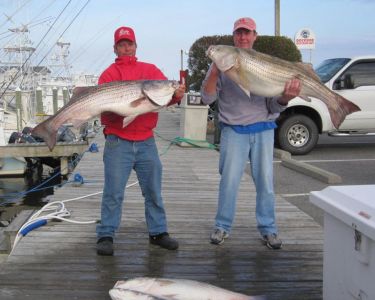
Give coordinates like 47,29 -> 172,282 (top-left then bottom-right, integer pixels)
97,237 -> 114,256
149,232 -> 179,250
210,228 -> 229,245
262,234 -> 282,249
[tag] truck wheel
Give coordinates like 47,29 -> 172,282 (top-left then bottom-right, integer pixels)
276,114 -> 318,155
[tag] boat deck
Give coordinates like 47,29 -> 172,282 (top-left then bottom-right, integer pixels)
0,109 -> 323,299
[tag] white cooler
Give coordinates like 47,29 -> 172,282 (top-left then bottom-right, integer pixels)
310,185 -> 375,300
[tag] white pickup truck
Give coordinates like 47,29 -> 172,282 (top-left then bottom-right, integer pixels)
275,55 -> 375,155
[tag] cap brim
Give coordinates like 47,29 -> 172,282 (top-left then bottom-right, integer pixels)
233,25 -> 255,32
115,38 -> 135,44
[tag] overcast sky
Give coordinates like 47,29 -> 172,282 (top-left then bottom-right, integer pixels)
1,0 -> 374,80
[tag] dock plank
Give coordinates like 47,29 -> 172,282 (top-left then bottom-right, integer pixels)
0,109 -> 323,300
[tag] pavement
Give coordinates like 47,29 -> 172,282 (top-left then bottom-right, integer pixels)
274,148 -> 342,184
206,133 -> 342,226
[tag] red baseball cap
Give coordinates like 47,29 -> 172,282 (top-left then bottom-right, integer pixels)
114,26 -> 136,44
233,17 -> 257,32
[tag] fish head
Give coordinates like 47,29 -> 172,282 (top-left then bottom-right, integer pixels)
142,80 -> 180,106
206,45 -> 238,72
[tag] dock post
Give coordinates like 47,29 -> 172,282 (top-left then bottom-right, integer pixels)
36,87 -> 43,115
62,87 -> 69,106
15,88 -> 22,131
60,157 -> 68,176
53,87 -> 58,114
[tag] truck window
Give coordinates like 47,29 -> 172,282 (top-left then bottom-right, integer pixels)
339,61 -> 375,89
315,58 -> 350,83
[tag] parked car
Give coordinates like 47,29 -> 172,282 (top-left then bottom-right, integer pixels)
275,55 -> 375,155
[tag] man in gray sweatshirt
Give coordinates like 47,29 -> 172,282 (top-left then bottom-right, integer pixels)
201,17 -> 301,249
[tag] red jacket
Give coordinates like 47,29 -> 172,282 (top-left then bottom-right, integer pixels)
98,56 -> 180,141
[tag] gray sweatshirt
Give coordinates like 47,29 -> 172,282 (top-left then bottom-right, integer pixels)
200,65 -> 287,125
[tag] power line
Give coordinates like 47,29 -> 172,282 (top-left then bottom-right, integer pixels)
0,0 -> 72,100
0,16 -> 55,41
56,13 -> 124,77
35,0 -> 91,68
0,0 -> 33,31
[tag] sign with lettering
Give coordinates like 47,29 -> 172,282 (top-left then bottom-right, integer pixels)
294,28 -> 316,49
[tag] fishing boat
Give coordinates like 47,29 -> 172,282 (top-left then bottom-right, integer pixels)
0,109 -> 26,176
0,18 -> 98,175
0,157 -> 26,176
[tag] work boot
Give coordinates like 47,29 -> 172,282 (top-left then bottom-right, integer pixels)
149,232 -> 179,250
262,233 -> 282,250
210,228 -> 229,245
97,237 -> 114,256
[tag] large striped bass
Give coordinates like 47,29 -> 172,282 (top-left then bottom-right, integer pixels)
206,45 -> 360,128
32,80 -> 180,151
109,277 -> 265,300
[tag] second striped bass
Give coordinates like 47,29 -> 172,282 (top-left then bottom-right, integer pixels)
206,45 -> 360,128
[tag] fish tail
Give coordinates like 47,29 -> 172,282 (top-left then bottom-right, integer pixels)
32,121 -> 57,151
329,94 -> 361,129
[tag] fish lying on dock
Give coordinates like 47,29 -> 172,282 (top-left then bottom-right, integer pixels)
109,277 -> 265,300
206,45 -> 360,129
32,80 -> 180,151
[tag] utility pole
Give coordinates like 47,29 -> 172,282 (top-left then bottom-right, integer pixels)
180,49 -> 184,70
275,0 -> 280,36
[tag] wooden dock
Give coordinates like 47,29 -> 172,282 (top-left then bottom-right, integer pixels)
0,109 -> 323,300
0,141 -> 92,175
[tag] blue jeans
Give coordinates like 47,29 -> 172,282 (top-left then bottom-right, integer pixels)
215,126 -> 277,236
96,135 -> 167,239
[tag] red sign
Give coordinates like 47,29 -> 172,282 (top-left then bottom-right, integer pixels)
179,70 -> 187,91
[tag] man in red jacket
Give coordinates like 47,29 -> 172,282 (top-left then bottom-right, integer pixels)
96,26 -> 185,255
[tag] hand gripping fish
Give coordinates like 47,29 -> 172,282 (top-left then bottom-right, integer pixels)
109,277 -> 265,300
31,80 -> 180,151
206,45 -> 360,129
